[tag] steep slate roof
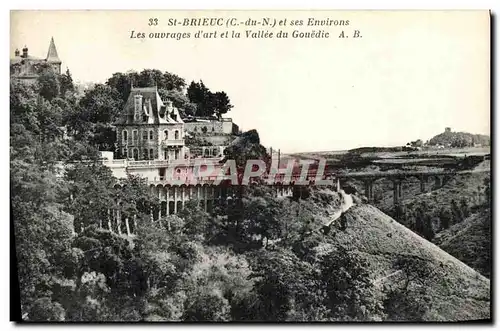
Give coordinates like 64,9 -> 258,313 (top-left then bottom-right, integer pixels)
115,86 -> 184,125
46,37 -> 61,63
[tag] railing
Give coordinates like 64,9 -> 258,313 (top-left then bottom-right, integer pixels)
148,174 -> 328,185
105,157 -> 224,168
161,139 -> 184,147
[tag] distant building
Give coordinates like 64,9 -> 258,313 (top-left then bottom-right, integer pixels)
445,127 -> 452,133
10,37 -> 62,83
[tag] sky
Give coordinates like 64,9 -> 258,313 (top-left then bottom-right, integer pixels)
10,10 -> 490,153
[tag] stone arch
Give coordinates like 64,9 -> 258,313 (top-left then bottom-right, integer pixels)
155,184 -> 164,200
168,201 -> 175,215
161,201 -> 167,216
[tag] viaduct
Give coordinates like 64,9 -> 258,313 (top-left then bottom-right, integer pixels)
103,165 -> 486,236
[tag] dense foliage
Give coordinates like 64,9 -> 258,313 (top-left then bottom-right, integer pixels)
11,69 -> 390,322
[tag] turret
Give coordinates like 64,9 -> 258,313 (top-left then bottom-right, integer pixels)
14,49 -> 20,57
46,37 -> 62,74
22,46 -> 28,58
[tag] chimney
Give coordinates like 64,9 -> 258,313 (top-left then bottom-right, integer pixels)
22,46 -> 28,58
14,49 -> 20,57
166,99 -> 173,110
134,94 -> 143,121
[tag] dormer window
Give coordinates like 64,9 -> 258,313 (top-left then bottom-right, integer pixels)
174,130 -> 179,140
149,130 -> 154,140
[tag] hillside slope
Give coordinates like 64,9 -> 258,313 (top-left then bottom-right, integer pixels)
327,203 -> 490,321
433,209 -> 491,278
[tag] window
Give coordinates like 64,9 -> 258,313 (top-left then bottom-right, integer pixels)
212,127 -> 215,132
143,130 -> 148,141
123,148 -> 128,158
194,127 -> 197,132
164,149 -> 168,160
175,150 -> 179,160
164,130 -> 168,140
122,130 -> 128,143
133,149 -> 139,160
149,148 -> 154,160
149,130 -> 154,140
143,149 -> 148,160
174,130 -> 179,140
133,130 -> 138,143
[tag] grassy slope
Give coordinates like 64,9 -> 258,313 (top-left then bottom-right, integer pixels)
433,209 -> 491,278
327,203 -> 490,321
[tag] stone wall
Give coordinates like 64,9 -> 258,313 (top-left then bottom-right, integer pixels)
184,119 -> 236,135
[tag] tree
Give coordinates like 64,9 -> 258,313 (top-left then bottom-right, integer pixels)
187,80 -> 212,117
384,256 -> 438,321
64,162 -> 117,232
187,80 -> 233,118
59,68 -> 75,96
319,246 -> 384,321
422,215 -> 435,241
68,84 -> 122,150
460,198 -> 470,219
159,89 -> 196,117
106,72 -> 132,103
28,297 -> 66,321
182,290 -> 231,321
450,199 -> 463,224
483,177 -> 491,206
37,66 -> 60,101
247,249 -> 325,321
211,91 -> 233,119
439,207 -> 452,230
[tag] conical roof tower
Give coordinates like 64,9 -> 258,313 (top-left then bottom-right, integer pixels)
46,37 -> 61,64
